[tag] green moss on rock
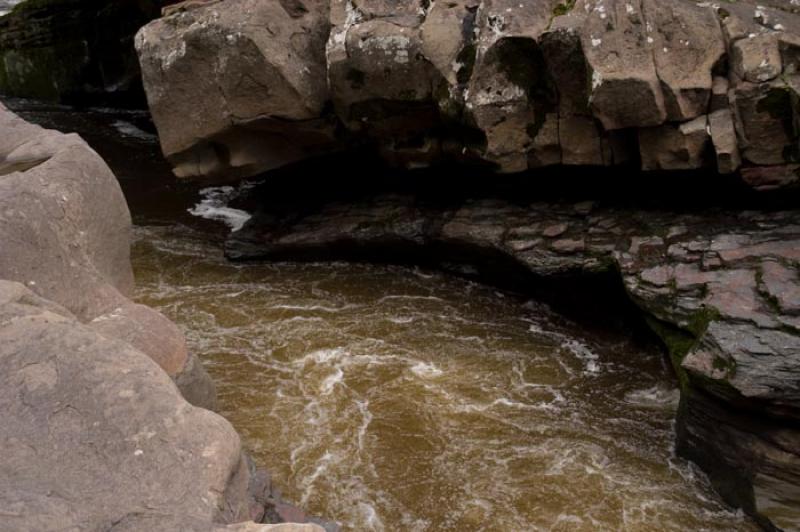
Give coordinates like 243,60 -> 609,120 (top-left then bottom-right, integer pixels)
552,0 -> 576,17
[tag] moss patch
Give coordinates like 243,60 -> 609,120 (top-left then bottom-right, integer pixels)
552,0 -> 576,17
644,306 -> 719,391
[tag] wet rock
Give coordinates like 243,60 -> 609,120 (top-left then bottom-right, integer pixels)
760,260 -> 800,315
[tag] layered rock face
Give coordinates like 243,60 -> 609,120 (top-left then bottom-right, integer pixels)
0,102 -> 215,407
0,0 -> 175,105
226,195 -> 800,531
137,0 -> 800,185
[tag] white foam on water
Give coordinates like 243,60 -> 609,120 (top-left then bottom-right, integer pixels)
111,120 -> 157,141
410,361 -> 443,378
624,385 -> 681,408
387,316 -> 415,324
357,501 -> 384,532
560,338 -> 601,375
188,186 -> 252,232
320,367 -> 344,395
131,225 -> 759,532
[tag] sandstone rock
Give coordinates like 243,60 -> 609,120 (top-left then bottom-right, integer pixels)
638,115 -> 710,171
583,0 -> 666,130
0,280 -> 262,530
129,0 -> 800,188
541,8 -> 590,118
732,34 -> 783,83
645,0 -> 725,122
420,0 -> 479,88
0,103 -> 215,408
528,112 -> 562,167
464,0 -> 559,171
136,0 -> 336,181
709,108 -> 742,174
89,301 -> 217,410
732,79 -> 799,166
711,76 -> 729,111
222,525 -> 324,532
327,7 -> 441,153
741,164 -> 800,190
0,104 -> 134,320
760,259 -> 800,315
559,115 -> 605,166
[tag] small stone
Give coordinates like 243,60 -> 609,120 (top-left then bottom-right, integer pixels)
543,223 -> 569,238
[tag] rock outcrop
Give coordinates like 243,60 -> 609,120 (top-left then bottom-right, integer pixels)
136,0 -> 800,186
0,102 -> 215,408
226,194 -> 800,531
0,0 -> 175,105
0,104 -> 334,531
0,280 -> 325,532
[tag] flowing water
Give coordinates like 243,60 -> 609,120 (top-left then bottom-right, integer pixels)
7,99 -> 756,531
132,225 -> 756,532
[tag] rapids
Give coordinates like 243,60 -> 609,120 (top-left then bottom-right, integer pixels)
132,225 -> 756,531
7,99 -> 757,531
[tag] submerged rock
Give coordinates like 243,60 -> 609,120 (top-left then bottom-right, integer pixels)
136,0 -> 800,184
226,193 -> 800,531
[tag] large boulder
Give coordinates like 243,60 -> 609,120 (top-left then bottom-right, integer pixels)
136,0 -> 336,181
135,0 -> 800,184
0,280 -> 324,532
0,103 -> 215,409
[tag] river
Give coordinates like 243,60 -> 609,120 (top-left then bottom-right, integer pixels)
9,100 -> 757,531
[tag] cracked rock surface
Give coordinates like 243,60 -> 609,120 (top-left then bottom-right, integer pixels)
137,0 -> 800,186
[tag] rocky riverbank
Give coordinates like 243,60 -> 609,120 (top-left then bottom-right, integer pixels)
129,0 -> 800,529
0,103 -> 332,530
224,190 -> 800,530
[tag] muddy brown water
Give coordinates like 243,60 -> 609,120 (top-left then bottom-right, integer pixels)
132,225 -> 755,531
8,99 -> 757,531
